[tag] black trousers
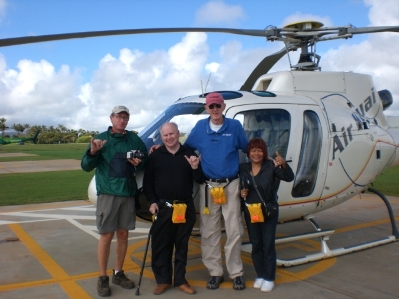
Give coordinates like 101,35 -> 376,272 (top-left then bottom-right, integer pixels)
151,200 -> 196,286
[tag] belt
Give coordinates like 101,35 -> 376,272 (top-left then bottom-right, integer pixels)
206,175 -> 238,183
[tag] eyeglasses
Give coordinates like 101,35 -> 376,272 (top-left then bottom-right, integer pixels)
208,104 -> 222,109
113,115 -> 129,121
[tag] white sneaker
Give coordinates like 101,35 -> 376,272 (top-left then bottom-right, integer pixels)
260,280 -> 274,292
253,278 -> 264,289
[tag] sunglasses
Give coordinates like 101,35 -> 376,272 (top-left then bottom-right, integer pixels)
208,104 -> 222,109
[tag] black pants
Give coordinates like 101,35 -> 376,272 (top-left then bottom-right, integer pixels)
151,200 -> 196,286
243,207 -> 279,281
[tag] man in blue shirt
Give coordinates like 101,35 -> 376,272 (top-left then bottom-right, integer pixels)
185,92 -> 248,291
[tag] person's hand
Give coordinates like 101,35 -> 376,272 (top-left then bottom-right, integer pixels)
185,155 -> 200,169
90,139 -> 107,155
240,188 -> 248,198
275,151 -> 286,168
128,157 -> 142,167
268,156 -> 277,167
149,203 -> 159,215
149,144 -> 161,154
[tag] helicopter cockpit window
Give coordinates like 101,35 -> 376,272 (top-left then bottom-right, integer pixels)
138,102 -> 208,149
234,109 -> 291,163
292,110 -> 322,198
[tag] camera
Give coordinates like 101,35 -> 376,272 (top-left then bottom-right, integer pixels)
127,150 -> 146,159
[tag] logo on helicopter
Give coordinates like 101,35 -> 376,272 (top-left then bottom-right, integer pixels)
332,89 -> 377,161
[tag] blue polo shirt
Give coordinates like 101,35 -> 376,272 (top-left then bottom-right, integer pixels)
185,116 -> 248,179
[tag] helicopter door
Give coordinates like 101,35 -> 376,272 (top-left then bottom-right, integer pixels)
227,104 -> 329,221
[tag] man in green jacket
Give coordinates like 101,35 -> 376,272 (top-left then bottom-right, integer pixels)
81,105 -> 147,297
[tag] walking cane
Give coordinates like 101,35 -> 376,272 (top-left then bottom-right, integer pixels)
135,214 -> 156,296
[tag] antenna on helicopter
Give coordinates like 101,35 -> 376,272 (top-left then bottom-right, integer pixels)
205,73 -> 211,92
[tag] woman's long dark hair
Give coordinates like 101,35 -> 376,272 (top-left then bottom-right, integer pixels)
246,137 -> 268,161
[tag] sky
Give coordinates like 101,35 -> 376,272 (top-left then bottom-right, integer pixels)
1,0 -> 399,133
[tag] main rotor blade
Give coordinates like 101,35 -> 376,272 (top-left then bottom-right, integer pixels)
239,46 -> 294,91
346,26 -> 399,35
0,28 -> 271,47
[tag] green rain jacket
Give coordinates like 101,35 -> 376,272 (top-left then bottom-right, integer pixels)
81,126 -> 147,197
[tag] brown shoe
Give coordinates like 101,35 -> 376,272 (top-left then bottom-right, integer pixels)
153,283 -> 171,295
175,283 -> 196,294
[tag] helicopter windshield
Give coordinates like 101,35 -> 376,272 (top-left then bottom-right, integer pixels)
139,102 -> 208,149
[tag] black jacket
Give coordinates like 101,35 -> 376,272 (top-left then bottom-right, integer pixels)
143,144 -> 206,205
239,159 -> 294,204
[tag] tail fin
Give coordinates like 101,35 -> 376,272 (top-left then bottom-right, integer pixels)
32,130 -> 40,144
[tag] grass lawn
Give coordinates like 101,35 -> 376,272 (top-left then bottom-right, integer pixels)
0,170 -> 94,205
0,143 -> 88,161
0,143 -> 398,206
0,143 -> 93,206
367,165 -> 399,197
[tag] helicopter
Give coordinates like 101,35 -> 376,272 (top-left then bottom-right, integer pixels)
0,130 -> 40,145
2,21 -> 399,266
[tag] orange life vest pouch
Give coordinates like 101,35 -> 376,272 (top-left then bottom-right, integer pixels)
172,203 -> 187,223
209,186 -> 227,205
247,203 -> 264,223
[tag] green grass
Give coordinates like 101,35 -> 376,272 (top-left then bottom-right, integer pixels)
0,170 -> 94,205
0,143 -> 89,161
367,165 -> 399,196
0,143 -> 398,206
0,143 -> 93,206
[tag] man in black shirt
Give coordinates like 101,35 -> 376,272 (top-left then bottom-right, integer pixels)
143,122 -> 205,295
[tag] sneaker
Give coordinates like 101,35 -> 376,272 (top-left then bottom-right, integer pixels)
206,276 -> 224,289
97,275 -> 111,297
233,276 -> 246,290
260,280 -> 274,292
253,278 -> 264,289
112,270 -> 135,289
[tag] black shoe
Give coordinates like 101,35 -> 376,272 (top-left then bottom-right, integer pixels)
97,275 -> 111,297
112,270 -> 135,289
233,276 -> 246,290
206,276 -> 224,289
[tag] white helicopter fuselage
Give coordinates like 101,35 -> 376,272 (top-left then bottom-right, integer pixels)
88,70 -> 399,223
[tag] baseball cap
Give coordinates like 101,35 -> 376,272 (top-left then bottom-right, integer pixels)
205,92 -> 224,106
112,105 -> 130,115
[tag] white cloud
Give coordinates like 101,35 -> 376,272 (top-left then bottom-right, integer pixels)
0,0 -> 7,23
365,0 -> 399,25
72,32 -> 211,132
1,58 -> 83,128
321,0 -> 399,115
195,1 -> 245,26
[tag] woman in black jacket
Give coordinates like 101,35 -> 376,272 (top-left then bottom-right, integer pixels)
239,138 -> 294,292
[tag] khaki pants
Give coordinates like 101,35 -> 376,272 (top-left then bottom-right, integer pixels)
199,178 -> 244,279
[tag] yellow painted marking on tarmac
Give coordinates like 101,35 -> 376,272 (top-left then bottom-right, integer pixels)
336,216 -> 399,234
6,223 -> 91,298
277,258 -> 337,283
125,237 -> 155,280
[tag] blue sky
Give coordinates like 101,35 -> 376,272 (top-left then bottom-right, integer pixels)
1,0 -> 398,132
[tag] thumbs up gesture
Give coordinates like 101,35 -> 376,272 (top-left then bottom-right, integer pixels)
275,151 -> 286,168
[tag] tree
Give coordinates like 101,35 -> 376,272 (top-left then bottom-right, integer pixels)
0,118 -> 8,137
11,123 -> 30,136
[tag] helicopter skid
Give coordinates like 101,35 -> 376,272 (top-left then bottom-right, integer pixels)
276,229 -> 397,267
